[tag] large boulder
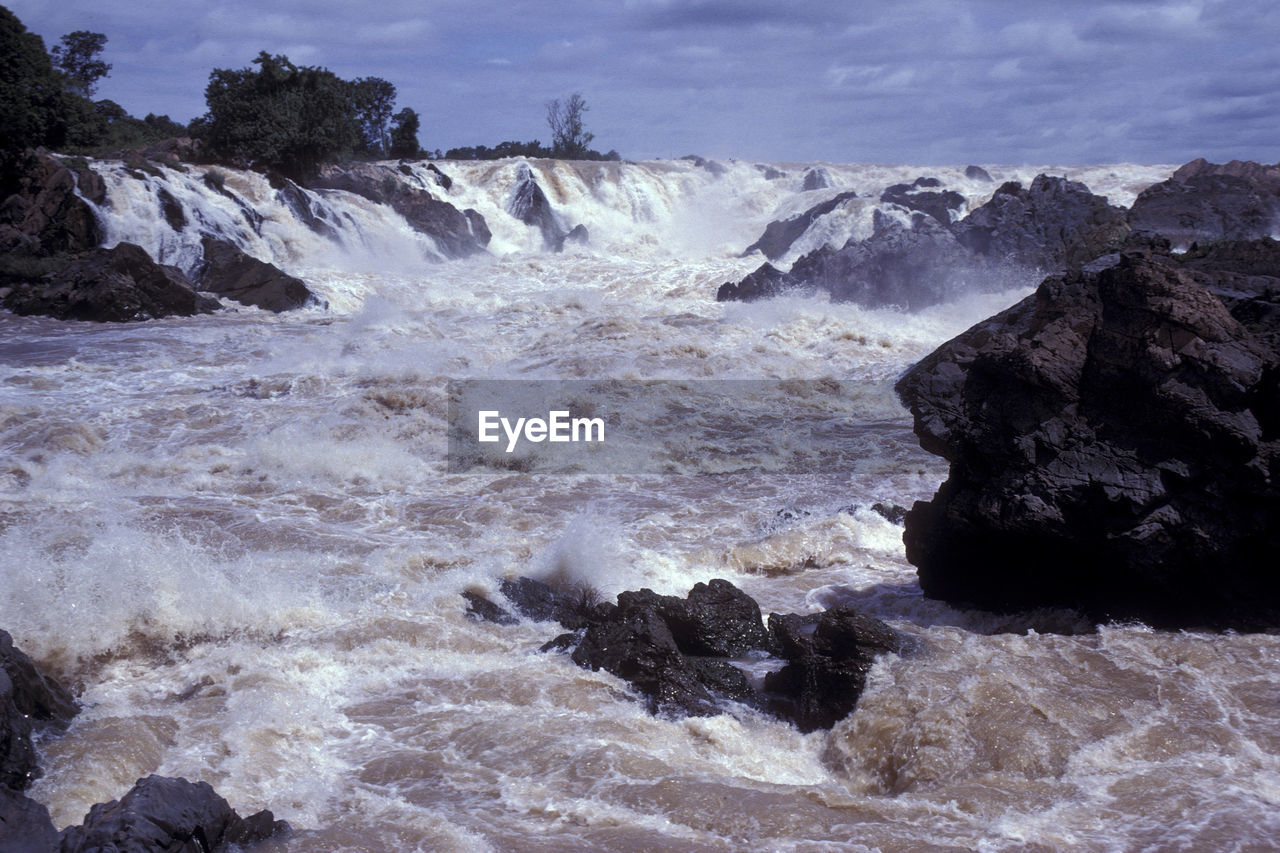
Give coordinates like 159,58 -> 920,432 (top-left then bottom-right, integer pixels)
721,211 -> 1016,310
59,775 -> 288,852
895,249 -> 1280,627
0,151 -> 103,255
197,237 -> 324,312
2,242 -> 220,321
741,191 -> 858,260
951,174 -> 1130,269
2,787 -> 59,851
1128,165 -> 1280,247
879,179 -> 964,226
308,162 -> 490,258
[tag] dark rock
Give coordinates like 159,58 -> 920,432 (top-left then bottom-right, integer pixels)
463,590 -> 519,625
274,179 -> 340,242
0,151 -> 102,255
1171,157 -> 1280,187
742,191 -> 858,261
565,224 -> 589,245
802,168 -> 831,191
196,237 -> 323,312
879,182 -> 964,225
3,242 -> 220,322
763,607 -> 899,732
871,502 -> 908,525
156,187 -> 186,232
471,577 -> 897,729
509,163 -> 571,251
308,162 -> 490,258
681,156 -> 728,177
723,211 -> 1026,310
1,786 -> 59,852
895,250 -> 1280,627
913,177 -> 943,188
965,165 -> 993,182
756,165 -> 787,180
1,629 -> 77,791
952,174 -> 1130,270
59,774 -> 289,853
425,163 -> 453,190
1128,170 -> 1279,247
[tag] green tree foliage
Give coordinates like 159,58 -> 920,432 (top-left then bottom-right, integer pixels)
0,6 -> 68,178
389,107 -> 421,159
51,30 -> 111,96
197,52 -> 362,181
444,140 -> 553,160
546,92 -> 594,159
351,76 -> 396,157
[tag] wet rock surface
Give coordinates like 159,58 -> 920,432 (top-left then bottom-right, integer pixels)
895,247 -> 1280,627
197,236 -> 324,312
466,577 -> 899,731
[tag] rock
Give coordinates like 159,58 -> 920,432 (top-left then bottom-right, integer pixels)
871,502 -> 909,525
156,186 -> 186,232
952,174 -> 1130,270
463,590 -> 519,625
1,787 -> 59,852
1,629 -> 77,791
475,576 -> 898,728
722,211 -> 1020,310
1128,169 -> 1280,246
681,155 -> 728,177
1170,157 -> 1280,188
274,178 -> 340,242
965,165 -> 993,182
879,182 -> 964,225
741,191 -> 859,260
59,775 -> 289,853
308,162 -> 490,258
802,168 -> 831,191
565,223 -> 589,245
0,151 -> 102,255
425,163 -> 453,190
197,236 -> 324,312
895,250 -> 1280,627
763,607 -> 899,732
756,165 -> 787,180
509,163 -> 570,251
3,242 -> 220,322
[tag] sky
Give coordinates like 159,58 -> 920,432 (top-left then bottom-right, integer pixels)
9,0 -> 1280,165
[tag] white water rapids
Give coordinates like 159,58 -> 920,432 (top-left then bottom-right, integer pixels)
3,156 -> 1279,851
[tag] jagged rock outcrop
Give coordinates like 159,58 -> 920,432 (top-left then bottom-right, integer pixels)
802,168 -> 831,191
1128,161 -> 1280,247
681,155 -> 728,177
723,211 -> 1022,309
197,237 -> 324,312
466,577 -> 898,731
951,174 -> 1130,269
59,775 -> 289,852
880,178 -> 964,225
0,151 -> 103,255
308,162 -> 490,258
2,242 -> 221,321
965,165 -> 994,182
742,191 -> 859,260
894,248 -> 1280,627
507,163 -> 589,252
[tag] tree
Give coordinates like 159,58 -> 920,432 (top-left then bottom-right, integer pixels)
0,6 -> 69,176
197,52 -> 362,181
546,92 -> 594,159
351,76 -> 396,157
51,30 -> 111,97
389,107 -> 421,158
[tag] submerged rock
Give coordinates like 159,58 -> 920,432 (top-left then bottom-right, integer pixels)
465,577 -> 898,730
895,248 -> 1280,627
59,774 -> 289,852
197,236 -> 324,312
2,242 -> 220,322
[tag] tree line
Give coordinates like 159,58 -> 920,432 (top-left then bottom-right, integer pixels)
1,5 -> 614,186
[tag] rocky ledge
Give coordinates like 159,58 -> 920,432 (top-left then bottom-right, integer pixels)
466,577 -> 900,732
894,243 -> 1280,627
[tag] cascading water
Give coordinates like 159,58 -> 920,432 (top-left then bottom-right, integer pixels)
8,155 -> 1274,852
